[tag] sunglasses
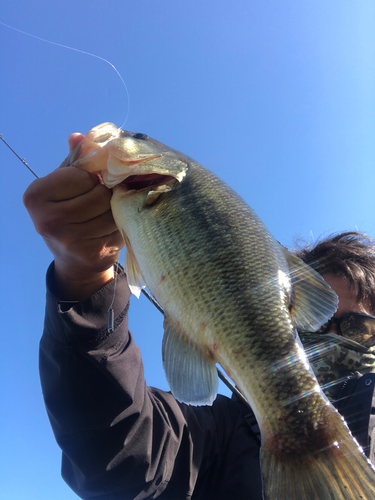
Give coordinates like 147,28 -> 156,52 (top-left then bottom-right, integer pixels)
314,313 -> 375,347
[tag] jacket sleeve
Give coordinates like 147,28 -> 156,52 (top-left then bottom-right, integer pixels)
40,263 -> 262,500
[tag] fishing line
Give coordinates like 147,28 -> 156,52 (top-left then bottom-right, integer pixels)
1,134 -> 249,408
0,20 -> 130,129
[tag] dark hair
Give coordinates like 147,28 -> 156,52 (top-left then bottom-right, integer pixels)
294,231 -> 375,311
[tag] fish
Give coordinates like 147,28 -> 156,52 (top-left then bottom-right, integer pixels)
67,122 -> 375,499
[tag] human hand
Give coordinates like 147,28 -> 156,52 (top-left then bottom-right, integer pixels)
23,133 -> 125,300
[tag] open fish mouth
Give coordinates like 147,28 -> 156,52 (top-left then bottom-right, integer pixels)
121,173 -> 177,191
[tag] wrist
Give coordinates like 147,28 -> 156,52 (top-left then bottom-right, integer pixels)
53,261 -> 115,301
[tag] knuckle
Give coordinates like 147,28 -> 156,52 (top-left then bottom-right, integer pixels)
22,179 -> 40,209
35,215 -> 62,238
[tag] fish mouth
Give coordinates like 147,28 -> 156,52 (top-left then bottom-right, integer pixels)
120,173 -> 177,191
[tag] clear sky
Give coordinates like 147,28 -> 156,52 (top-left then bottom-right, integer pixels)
1,1 -> 374,498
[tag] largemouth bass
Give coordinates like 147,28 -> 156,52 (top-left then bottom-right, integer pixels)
68,122 -> 375,499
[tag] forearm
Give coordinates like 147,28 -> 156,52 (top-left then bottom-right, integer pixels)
41,264 -> 140,494
40,264 -> 184,498
40,262 -> 133,433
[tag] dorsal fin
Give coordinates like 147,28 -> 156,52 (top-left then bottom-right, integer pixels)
281,246 -> 338,331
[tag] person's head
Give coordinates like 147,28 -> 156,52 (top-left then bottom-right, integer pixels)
294,231 -> 375,345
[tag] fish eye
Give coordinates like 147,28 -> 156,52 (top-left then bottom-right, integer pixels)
133,133 -> 148,140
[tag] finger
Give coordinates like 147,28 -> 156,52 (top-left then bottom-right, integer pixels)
54,183 -> 113,225
56,226 -> 124,265
68,133 -> 85,152
68,209 -> 120,240
24,166 -> 100,209
41,201 -> 119,244
85,229 -> 125,258
56,134 -> 86,171
99,229 -> 125,252
67,133 -> 104,166
47,167 -> 100,201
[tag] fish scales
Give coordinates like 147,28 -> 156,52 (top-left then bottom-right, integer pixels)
68,122 -> 375,499
123,164 -> 296,389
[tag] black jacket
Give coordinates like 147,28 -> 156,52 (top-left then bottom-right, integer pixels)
40,264 -> 262,499
333,373 -> 375,462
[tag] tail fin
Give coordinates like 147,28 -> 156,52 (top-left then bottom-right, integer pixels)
261,416 -> 375,499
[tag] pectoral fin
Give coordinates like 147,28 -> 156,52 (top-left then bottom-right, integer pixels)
162,315 -> 218,406
121,232 -> 145,299
282,247 -> 338,331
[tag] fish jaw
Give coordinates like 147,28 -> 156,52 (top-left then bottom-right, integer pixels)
65,122 -> 189,189
102,145 -> 187,189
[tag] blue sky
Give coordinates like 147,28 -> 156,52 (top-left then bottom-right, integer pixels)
1,1 -> 375,498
